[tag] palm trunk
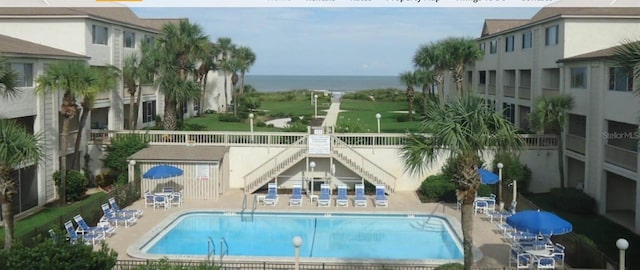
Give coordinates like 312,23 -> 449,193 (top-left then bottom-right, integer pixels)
164,97 -> 178,131
557,131 -> 565,189
132,84 -> 143,129
223,72 -> 229,112
199,72 -> 209,116
128,91 -> 136,130
240,71 -> 246,95
59,118 -> 70,204
2,198 -> 14,250
233,87 -> 238,116
454,67 -> 465,96
437,79 -> 445,106
72,103 -> 91,170
461,200 -> 474,270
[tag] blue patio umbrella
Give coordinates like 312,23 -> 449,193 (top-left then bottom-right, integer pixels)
478,168 -> 499,184
506,209 -> 573,236
143,165 -> 183,179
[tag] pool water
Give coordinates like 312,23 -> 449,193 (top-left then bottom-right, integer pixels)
143,212 -> 463,260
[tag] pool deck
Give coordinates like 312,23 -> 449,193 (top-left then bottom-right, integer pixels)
103,189 -> 511,267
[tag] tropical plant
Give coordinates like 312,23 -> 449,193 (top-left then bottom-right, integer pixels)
101,133 -> 149,185
0,54 -> 19,99
195,41 -> 219,116
234,46 -> 256,114
0,119 -> 43,250
440,37 -> 483,96
221,57 -> 241,116
399,71 -> 418,121
216,37 -> 236,113
53,170 -> 88,202
72,65 -> 120,169
400,96 -> 523,269
529,94 -> 574,189
612,39 -> 640,93
36,60 -> 93,204
156,21 -> 209,130
0,240 -> 117,269
413,41 -> 447,105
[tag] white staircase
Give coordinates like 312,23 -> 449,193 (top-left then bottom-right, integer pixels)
331,137 -> 396,193
243,137 -> 308,193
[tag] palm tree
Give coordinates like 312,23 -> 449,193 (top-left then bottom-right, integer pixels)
0,119 -> 43,250
36,60 -> 93,204
195,42 -> 219,116
440,37 -> 483,96
530,94 -> 574,189
400,96 -> 523,269
234,46 -> 256,97
221,58 -> 241,116
399,71 -> 418,121
612,39 -> 640,93
216,37 -> 236,112
157,21 -> 209,130
72,65 -> 120,168
123,53 -> 142,129
0,54 -> 19,99
413,42 -> 447,105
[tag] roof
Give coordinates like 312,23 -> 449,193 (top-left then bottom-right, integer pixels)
0,34 -> 88,59
129,145 -> 228,162
557,45 -> 623,63
481,19 -> 530,37
480,6 -> 640,39
0,7 -> 177,32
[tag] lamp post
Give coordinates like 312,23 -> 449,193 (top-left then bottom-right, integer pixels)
314,94 -> 318,119
497,162 -> 504,209
292,236 -> 303,270
128,160 -> 136,183
376,113 -> 381,133
249,113 -> 254,142
617,238 -> 629,270
309,161 -> 316,196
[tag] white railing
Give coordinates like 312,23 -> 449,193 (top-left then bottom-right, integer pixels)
243,137 -> 308,193
89,130 -> 558,149
604,144 -> 638,172
332,137 -> 396,193
566,134 -> 586,154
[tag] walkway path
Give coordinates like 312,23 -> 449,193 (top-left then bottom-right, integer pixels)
321,93 -> 342,128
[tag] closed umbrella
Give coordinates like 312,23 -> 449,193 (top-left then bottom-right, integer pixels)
506,209 -> 572,236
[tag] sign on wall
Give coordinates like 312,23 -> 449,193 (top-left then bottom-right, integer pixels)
195,164 -> 210,181
308,135 -> 331,155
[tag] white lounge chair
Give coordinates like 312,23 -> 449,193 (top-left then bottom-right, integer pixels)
108,197 -> 143,218
336,185 -> 348,207
73,215 -> 115,238
64,220 -> 104,245
354,184 -> 367,207
289,184 -> 303,206
264,183 -> 279,206
374,185 -> 388,207
101,203 -> 137,227
318,184 -> 331,207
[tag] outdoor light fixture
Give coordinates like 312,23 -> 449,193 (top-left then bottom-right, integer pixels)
314,95 -> 318,118
292,236 -> 303,270
497,162 -> 504,208
616,238 -> 629,270
309,161 -> 316,196
376,113 -> 381,133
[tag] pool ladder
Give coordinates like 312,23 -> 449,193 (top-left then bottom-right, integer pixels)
240,194 -> 257,222
207,236 -> 230,267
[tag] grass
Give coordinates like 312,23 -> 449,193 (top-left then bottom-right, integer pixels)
338,100 -> 422,133
182,114 -> 281,132
528,193 -> 640,267
0,192 -> 109,243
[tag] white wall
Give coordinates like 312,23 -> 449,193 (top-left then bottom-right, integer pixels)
0,19 -> 87,55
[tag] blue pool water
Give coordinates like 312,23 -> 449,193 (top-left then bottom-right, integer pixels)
142,212 -> 463,261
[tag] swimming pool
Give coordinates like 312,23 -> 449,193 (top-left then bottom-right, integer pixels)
129,211 -> 464,263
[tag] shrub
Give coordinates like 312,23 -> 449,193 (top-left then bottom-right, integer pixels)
218,114 -> 241,122
492,151 -> 532,193
283,121 -> 308,132
203,109 -> 216,114
53,170 -> 88,202
0,240 -> 117,269
435,263 -> 464,270
420,174 -> 456,202
549,187 -> 596,214
256,121 -> 267,127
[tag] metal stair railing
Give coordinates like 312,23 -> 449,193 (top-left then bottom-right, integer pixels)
243,136 -> 308,193
331,136 -> 396,193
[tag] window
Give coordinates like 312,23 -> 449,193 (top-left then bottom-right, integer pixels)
142,100 -> 156,123
545,25 -> 559,46
124,31 -> 135,48
609,67 -> 634,92
92,25 -> 108,45
479,42 -> 485,53
505,35 -> 515,52
479,71 -> 487,84
503,103 -> 515,124
10,63 -> 33,87
522,31 -> 532,49
489,40 -> 497,54
570,67 -> 587,89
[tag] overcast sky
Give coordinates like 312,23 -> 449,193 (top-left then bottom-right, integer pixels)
132,8 -> 540,76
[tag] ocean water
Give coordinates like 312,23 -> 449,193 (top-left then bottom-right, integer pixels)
244,75 -> 404,93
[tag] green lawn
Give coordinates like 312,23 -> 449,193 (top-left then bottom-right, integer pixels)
337,100 -> 421,133
183,114 -> 281,132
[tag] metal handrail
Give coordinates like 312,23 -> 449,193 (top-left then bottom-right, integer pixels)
207,236 -> 215,265
220,237 -> 229,263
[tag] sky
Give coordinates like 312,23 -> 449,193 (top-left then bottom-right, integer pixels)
132,7 -> 541,76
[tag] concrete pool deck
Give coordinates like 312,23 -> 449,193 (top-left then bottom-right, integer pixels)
103,189 -> 512,267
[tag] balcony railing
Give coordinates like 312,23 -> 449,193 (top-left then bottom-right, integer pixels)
542,87 -> 560,97
488,84 -> 496,95
518,86 -> 531,100
89,130 -> 558,149
503,86 -> 516,98
566,134 -> 585,154
604,144 -> 638,172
